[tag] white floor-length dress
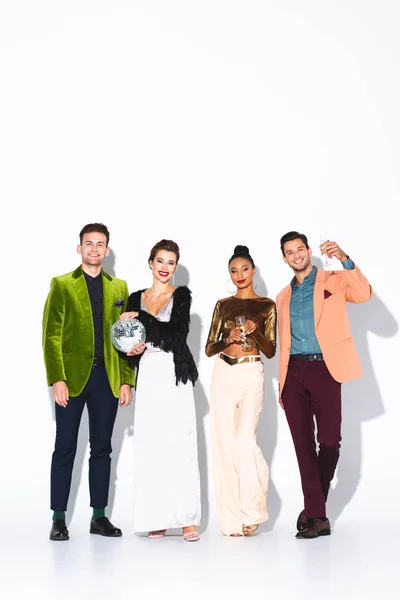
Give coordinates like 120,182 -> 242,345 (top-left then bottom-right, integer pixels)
132,296 -> 201,532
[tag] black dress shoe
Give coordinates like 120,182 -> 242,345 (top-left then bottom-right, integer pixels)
50,519 -> 69,541
296,517 -> 331,539
296,509 -> 309,532
90,516 -> 122,537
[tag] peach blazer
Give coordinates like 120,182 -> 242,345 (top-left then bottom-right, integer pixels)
276,265 -> 372,399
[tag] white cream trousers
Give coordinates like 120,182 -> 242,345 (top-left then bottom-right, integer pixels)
210,356 -> 269,536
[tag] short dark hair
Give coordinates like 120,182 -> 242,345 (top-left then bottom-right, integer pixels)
79,223 -> 110,246
280,231 -> 309,256
149,239 -> 180,263
228,245 -> 255,268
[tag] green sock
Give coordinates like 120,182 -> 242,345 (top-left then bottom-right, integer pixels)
92,508 -> 105,520
53,511 -> 65,521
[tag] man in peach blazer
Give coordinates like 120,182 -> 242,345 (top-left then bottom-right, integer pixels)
276,231 -> 372,539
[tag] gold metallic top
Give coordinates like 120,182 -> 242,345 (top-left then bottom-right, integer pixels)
205,296 -> 277,359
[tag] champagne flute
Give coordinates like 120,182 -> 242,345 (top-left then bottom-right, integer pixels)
235,315 -> 252,351
319,232 -> 332,267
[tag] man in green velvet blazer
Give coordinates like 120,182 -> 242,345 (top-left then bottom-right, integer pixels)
43,223 -> 136,541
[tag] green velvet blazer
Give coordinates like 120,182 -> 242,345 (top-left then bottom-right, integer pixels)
42,266 -> 135,398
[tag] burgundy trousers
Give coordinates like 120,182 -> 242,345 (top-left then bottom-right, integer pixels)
282,358 -> 342,518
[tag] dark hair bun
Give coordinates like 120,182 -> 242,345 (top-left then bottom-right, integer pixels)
229,244 -> 255,268
233,245 -> 250,255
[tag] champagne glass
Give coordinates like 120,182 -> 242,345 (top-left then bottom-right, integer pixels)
235,315 -> 252,351
319,232 -> 332,267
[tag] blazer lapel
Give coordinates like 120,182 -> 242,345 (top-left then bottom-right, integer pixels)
72,267 -> 93,326
102,271 -> 114,323
314,268 -> 328,331
281,285 -> 292,348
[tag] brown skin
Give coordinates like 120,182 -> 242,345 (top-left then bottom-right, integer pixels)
53,232 -> 132,409
223,257 -> 261,357
120,249 -> 198,540
225,257 -> 264,536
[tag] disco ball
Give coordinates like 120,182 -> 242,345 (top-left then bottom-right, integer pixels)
111,318 -> 146,353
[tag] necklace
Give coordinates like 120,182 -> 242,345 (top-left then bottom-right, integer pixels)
149,286 -> 173,300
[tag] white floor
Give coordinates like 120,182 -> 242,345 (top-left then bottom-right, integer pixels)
2,516 -> 398,600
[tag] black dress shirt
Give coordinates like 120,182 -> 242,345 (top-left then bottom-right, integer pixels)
84,271 -> 104,361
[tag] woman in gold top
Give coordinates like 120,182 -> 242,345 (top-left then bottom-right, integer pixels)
205,245 -> 276,536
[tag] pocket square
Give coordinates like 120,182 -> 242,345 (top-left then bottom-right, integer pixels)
113,299 -> 124,307
324,290 -> 332,299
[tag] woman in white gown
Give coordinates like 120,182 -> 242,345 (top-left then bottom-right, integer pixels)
120,239 -> 201,541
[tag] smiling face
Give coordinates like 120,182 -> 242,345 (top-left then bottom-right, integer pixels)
78,231 -> 109,268
229,257 -> 256,290
282,238 -> 312,273
149,250 -> 178,283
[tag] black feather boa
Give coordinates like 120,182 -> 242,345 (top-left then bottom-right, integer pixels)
126,286 -> 199,386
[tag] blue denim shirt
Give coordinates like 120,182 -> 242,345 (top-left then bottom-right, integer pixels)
290,259 -> 355,355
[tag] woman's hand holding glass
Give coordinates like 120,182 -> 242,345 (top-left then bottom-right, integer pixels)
226,319 -> 257,346
242,319 -> 256,335
226,326 -> 246,345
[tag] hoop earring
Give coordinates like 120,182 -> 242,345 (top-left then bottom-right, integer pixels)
226,279 -> 237,295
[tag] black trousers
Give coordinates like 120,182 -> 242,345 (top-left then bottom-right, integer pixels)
50,364 -> 119,511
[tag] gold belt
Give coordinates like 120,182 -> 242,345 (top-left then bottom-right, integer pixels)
219,352 -> 261,366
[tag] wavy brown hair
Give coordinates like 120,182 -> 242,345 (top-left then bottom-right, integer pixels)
148,239 -> 180,263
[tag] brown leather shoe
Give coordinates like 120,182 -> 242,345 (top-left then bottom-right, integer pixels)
296,518 -> 331,539
296,509 -> 308,532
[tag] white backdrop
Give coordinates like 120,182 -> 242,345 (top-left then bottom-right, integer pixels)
0,1 -> 399,534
